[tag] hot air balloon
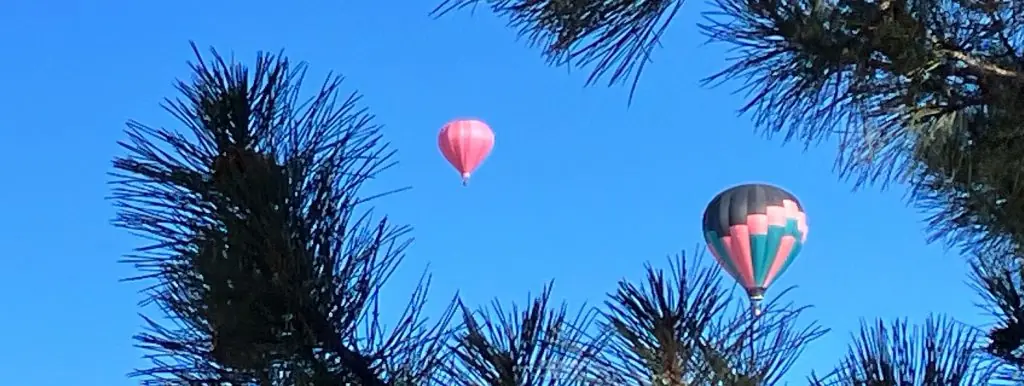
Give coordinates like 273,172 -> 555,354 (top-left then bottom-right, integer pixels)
702,183 -> 808,316
438,119 -> 495,185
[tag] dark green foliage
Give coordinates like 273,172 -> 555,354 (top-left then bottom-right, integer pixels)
971,261 -> 1024,383
589,253 -> 826,386
435,252 -> 826,386
431,0 -> 684,99
809,316 -> 991,385
441,283 -> 602,385
111,42 -> 452,385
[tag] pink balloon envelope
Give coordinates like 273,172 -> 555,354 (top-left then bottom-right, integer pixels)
438,119 -> 495,185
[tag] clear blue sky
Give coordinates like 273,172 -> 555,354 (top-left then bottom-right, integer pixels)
0,1 -> 985,384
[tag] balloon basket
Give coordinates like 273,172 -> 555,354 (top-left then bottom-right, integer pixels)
748,296 -> 763,317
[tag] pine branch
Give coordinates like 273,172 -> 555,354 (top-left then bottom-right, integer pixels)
431,0 -> 684,101
945,50 -> 1024,80
808,315 -> 994,385
971,259 -> 1024,383
591,251 -> 826,386
442,282 -> 603,386
699,0 -> 1024,189
908,113 -> 1024,264
111,42 -> 449,385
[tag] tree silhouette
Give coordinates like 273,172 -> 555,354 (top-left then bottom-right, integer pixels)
590,254 -> 826,386
111,43 -> 453,385
439,283 -> 603,385
436,253 -> 825,386
809,316 -> 993,385
432,0 -> 686,100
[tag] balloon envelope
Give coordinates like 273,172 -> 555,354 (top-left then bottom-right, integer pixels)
438,119 -> 495,185
701,183 -> 808,305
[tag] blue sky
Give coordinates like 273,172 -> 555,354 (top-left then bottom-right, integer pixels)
0,1 -> 985,384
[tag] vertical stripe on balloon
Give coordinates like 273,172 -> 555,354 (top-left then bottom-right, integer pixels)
728,225 -> 756,288
705,232 -> 742,283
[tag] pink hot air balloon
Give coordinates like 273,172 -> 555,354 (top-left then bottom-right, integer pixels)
438,119 -> 495,185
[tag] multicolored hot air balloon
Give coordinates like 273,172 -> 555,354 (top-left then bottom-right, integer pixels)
438,119 -> 495,185
702,183 -> 808,316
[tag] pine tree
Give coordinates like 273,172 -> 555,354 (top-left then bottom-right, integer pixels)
438,253 -> 826,385
589,254 -> 825,385
431,0 -> 1024,383
111,43 -> 453,385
